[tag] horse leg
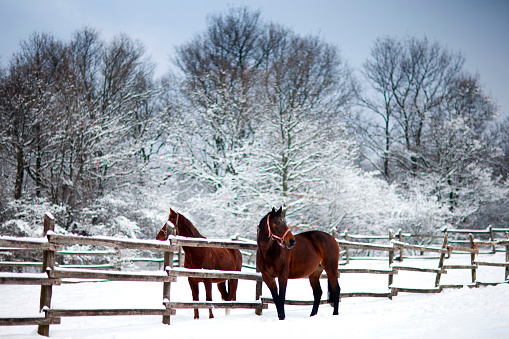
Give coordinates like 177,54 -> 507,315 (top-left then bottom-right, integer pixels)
309,268 -> 323,317
217,280 -> 235,316
217,281 -> 229,300
204,279 -> 214,319
225,278 -> 239,315
262,274 -> 285,320
217,281 -> 229,316
325,271 -> 340,315
188,278 -> 200,319
276,276 -> 288,320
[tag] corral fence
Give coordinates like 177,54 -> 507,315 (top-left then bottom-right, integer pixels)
1,213 -> 509,336
0,213 -> 264,336
335,227 -> 509,291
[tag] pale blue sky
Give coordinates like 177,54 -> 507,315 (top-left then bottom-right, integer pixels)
1,0 -> 508,118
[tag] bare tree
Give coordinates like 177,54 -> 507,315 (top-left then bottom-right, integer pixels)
441,72 -> 498,134
174,6 -> 271,166
358,35 -> 504,225
356,36 -> 405,180
0,32 -> 68,200
164,7 -> 355,230
358,36 -> 464,180
492,117 -> 509,182
0,29 -> 157,225
262,26 -> 354,217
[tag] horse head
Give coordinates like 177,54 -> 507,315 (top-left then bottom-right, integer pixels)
156,208 -> 179,240
267,206 -> 296,249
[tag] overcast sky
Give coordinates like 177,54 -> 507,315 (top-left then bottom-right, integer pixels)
1,0 -> 508,119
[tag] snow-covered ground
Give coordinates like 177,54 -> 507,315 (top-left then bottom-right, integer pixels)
1,252 -> 508,338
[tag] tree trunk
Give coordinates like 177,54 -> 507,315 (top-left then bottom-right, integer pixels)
14,146 -> 24,200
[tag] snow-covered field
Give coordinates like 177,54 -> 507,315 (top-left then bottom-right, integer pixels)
1,252 -> 508,338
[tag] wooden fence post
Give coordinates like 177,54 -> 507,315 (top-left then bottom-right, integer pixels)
255,226 -> 263,315
397,229 -> 403,262
505,232 -> 509,281
115,247 -> 122,270
178,247 -> 183,267
488,226 -> 495,253
469,233 -> 477,284
344,231 -> 350,264
255,275 -> 263,315
388,230 -> 394,287
162,227 -> 176,325
38,212 -> 56,337
435,232 -> 448,287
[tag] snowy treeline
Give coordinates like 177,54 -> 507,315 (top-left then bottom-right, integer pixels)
0,7 -> 508,242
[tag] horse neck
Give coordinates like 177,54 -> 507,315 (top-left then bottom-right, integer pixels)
257,215 -> 268,240
176,216 -> 210,263
177,217 -> 204,239
257,214 -> 276,250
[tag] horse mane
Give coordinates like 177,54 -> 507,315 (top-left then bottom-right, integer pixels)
178,213 -> 205,239
258,213 -> 268,231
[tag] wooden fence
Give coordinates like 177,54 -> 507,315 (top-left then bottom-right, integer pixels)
0,213 -> 265,336
1,213 -> 509,336
444,225 -> 509,253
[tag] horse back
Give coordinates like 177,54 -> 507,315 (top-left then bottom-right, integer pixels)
184,247 -> 242,272
217,248 -> 242,272
288,231 -> 339,279
298,231 -> 339,259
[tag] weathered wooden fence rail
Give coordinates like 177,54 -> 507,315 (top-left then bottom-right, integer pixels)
1,213 -> 509,337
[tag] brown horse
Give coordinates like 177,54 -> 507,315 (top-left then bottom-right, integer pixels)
156,208 -> 243,319
256,207 -> 340,320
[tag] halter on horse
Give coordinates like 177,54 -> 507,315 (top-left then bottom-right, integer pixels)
266,214 -> 293,247
156,211 -> 179,241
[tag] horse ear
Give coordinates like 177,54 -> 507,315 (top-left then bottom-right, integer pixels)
271,207 -> 276,215
277,206 -> 283,215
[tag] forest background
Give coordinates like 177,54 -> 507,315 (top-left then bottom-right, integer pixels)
1,6 -> 508,244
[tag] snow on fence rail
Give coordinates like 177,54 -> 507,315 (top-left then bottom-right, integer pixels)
338,228 -> 509,289
443,225 -> 509,254
1,212 -> 509,336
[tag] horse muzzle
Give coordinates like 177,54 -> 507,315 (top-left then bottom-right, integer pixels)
287,238 -> 296,249
279,228 -> 296,249
156,220 -> 175,241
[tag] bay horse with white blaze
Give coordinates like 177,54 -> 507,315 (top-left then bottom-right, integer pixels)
156,208 -> 242,319
257,207 -> 340,320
